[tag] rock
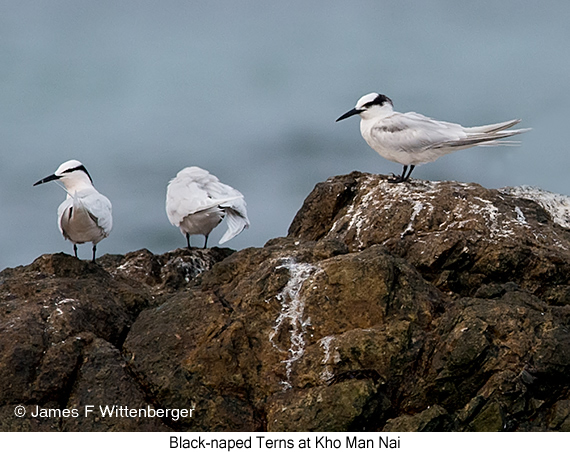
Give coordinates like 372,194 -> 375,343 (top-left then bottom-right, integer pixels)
0,248 -> 230,431
383,405 -> 449,432
62,336 -> 171,432
289,172 -> 570,299
123,238 -> 440,431
548,400 -> 570,430
266,379 -> 386,431
468,401 -> 504,432
4,172 -> 570,432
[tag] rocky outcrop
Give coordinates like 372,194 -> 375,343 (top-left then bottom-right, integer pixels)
0,248 -> 233,431
3,171 -> 570,431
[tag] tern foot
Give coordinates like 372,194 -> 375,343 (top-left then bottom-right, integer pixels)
387,175 -> 410,184
388,165 -> 415,183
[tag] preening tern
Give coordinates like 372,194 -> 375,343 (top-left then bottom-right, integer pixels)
34,159 -> 112,262
166,166 -> 250,248
336,92 -> 530,183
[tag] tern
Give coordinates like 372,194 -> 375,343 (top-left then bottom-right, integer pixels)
166,166 -> 250,248
34,159 -> 112,262
336,92 -> 530,183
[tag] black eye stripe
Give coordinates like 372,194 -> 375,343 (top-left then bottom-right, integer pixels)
62,165 -> 93,183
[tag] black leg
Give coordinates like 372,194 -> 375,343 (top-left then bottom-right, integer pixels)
389,165 -> 415,183
203,234 -> 209,249
73,244 -> 78,258
405,165 -> 415,181
186,233 -> 191,249
389,165 -> 408,183
92,244 -> 97,263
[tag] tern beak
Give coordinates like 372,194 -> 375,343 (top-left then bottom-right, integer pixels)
336,108 -> 362,122
33,173 -> 60,186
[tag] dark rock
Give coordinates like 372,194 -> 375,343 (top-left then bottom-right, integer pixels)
4,173 -> 570,432
289,172 -> 570,299
383,405 -> 449,432
548,399 -> 570,430
0,247 -> 231,431
468,401 -> 505,432
62,336 -> 171,432
266,379 -> 385,431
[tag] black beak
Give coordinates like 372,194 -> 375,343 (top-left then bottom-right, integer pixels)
336,108 -> 361,122
33,173 -> 60,186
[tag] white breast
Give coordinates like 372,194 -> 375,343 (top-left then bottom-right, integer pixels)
57,190 -> 112,245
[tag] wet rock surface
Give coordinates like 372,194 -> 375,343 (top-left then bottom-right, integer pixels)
3,172 -> 570,431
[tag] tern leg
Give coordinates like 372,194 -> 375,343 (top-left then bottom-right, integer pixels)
73,244 -> 78,258
389,165 -> 415,183
405,165 -> 415,181
186,233 -> 191,249
92,244 -> 97,263
389,165 -> 408,183
203,234 -> 209,249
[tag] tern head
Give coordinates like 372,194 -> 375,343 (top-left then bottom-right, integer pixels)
336,92 -> 394,122
34,159 -> 94,190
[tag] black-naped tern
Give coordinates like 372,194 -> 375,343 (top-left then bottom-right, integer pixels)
337,92 -> 530,183
34,159 -> 112,262
166,166 -> 250,248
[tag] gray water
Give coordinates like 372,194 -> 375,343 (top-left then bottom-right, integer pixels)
1,1 -> 568,270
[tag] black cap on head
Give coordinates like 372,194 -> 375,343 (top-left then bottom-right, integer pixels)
363,94 -> 393,108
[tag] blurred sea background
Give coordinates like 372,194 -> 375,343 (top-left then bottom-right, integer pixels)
0,0 -> 568,270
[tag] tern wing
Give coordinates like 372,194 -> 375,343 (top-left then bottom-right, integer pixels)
79,192 -> 113,235
371,113 -> 529,155
201,176 -> 249,244
57,197 -> 74,236
218,196 -> 250,244
464,119 -> 521,134
369,112 -> 466,153
427,125 -> 531,151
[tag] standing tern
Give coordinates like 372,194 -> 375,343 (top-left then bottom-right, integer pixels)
34,159 -> 112,262
336,92 -> 530,183
166,166 -> 250,248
